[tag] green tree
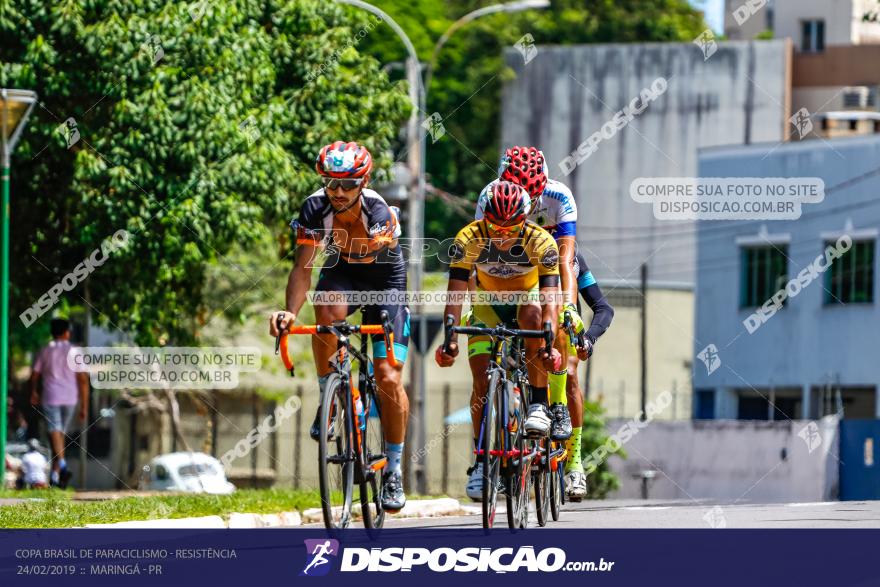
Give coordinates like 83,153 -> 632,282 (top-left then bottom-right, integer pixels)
365,0 -> 707,240
1,0 -> 410,348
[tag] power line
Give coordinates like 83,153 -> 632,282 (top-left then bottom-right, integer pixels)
574,163 -> 880,244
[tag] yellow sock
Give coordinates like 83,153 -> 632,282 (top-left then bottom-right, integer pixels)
548,369 -> 567,404
565,426 -> 583,473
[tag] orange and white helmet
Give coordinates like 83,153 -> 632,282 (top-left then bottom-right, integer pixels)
315,141 -> 373,179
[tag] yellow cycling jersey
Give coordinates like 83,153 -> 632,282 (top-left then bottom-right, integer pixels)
448,220 -> 560,291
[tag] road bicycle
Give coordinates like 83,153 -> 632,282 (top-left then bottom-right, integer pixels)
275,309 -> 398,532
443,315 -> 552,531
532,308 -> 586,526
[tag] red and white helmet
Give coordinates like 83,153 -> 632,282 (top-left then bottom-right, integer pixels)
498,145 -> 547,198
483,181 -> 531,227
315,141 -> 372,179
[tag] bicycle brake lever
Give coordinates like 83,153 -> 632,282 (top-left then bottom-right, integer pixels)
542,320 -> 553,354
274,315 -> 285,355
442,314 -> 457,354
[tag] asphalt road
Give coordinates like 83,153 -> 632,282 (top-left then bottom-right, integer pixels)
378,499 -> 880,529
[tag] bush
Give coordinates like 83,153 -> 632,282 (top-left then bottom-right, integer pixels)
581,399 -> 626,499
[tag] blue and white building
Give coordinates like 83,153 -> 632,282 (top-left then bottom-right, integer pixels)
694,135 -> 880,420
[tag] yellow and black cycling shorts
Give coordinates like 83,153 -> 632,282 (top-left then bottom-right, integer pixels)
465,284 -> 540,357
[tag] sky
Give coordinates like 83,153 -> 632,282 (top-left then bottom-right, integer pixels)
690,0 -> 724,33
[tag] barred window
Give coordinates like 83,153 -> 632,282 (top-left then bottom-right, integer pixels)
825,240 -> 874,304
740,246 -> 788,308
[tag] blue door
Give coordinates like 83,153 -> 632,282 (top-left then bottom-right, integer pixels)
839,420 -> 880,501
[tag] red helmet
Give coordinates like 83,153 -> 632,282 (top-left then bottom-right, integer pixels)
315,141 -> 372,179
498,145 -> 546,198
484,181 -> 530,227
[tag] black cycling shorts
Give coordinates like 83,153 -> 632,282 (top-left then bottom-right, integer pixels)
315,260 -> 410,363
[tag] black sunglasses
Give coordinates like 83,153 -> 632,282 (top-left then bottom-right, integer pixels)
322,177 -> 364,190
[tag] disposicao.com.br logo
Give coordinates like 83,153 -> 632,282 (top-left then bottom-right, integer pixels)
330,546 -> 613,574
301,539 -> 340,577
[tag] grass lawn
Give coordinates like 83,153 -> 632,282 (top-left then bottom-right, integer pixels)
0,488 -> 322,529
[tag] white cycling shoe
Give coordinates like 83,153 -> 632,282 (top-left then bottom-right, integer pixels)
466,463 -> 484,501
524,403 -> 552,437
565,469 -> 587,501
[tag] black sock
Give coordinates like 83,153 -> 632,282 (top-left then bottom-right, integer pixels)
530,386 -> 548,405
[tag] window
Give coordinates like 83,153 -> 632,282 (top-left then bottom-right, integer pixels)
801,20 -> 825,52
825,240 -> 875,304
695,390 -> 715,420
179,463 -> 218,477
740,245 -> 788,307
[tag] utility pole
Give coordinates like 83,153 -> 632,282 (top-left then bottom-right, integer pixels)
640,263 -> 647,420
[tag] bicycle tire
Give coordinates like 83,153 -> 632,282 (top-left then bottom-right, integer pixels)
481,370 -> 502,531
534,439 -> 551,527
318,373 -> 354,530
507,433 -> 532,531
550,442 -> 564,521
506,365 -> 531,530
360,382 -> 385,531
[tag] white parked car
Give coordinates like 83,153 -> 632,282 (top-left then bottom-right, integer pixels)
142,452 -> 235,494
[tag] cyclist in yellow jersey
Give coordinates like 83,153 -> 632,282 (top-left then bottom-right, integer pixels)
434,181 -> 562,500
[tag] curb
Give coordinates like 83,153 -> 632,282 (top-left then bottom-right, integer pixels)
85,516 -> 227,529
301,498 -> 466,524
83,498 -> 464,529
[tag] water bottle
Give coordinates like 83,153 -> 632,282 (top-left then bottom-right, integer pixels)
353,388 -> 366,431
507,382 -> 521,432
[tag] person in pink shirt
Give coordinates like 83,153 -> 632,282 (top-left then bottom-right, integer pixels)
29,318 -> 89,488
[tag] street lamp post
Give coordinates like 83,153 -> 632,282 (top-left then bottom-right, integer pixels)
0,88 -> 37,486
424,0 -> 550,94
333,0 -> 428,493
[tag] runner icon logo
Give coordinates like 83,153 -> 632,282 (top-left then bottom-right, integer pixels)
301,539 -> 340,577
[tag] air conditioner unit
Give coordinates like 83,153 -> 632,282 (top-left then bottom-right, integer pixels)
842,86 -> 874,109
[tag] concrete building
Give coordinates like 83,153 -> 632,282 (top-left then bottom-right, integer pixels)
724,0 -> 774,40
726,0 -> 880,130
694,134 -> 880,420
725,0 -> 880,46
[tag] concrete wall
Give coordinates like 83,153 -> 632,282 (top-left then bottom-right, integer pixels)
500,41 -> 788,285
590,287 -> 694,420
608,417 -> 839,501
694,134 -> 880,415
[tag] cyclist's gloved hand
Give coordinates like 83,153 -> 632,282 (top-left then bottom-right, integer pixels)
558,303 -> 586,354
435,343 -> 458,367
558,302 -> 585,330
269,311 -> 295,336
577,338 -> 593,361
539,347 -> 563,372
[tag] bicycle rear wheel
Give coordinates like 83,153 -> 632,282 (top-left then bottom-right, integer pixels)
481,371 -> 503,531
534,439 -> 551,527
506,433 -> 531,530
360,383 -> 385,530
318,373 -> 354,530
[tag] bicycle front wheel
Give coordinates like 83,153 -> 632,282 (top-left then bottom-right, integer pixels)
550,441 -> 564,521
481,371 -> 503,531
534,439 -> 551,527
318,373 -> 355,530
